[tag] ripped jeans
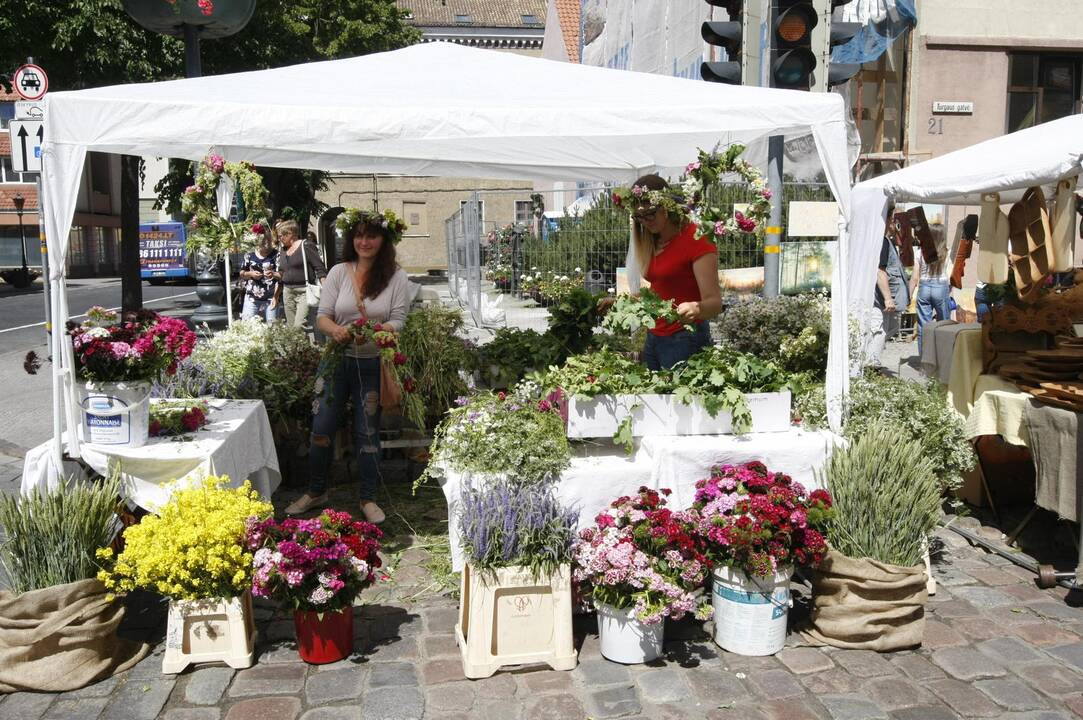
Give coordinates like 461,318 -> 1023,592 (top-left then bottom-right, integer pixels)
308,355 -> 381,500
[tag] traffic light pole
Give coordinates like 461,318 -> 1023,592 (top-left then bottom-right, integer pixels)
764,135 -> 783,298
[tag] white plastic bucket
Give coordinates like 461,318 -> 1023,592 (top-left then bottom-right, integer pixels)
712,565 -> 792,656
77,381 -> 152,448
596,602 -> 664,664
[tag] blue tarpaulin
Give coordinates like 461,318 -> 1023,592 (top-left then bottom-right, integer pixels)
832,0 -> 917,66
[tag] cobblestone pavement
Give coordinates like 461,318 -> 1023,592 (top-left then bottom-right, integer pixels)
5,488 -> 1083,720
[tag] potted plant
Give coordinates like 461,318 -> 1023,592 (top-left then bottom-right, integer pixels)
574,487 -> 711,664
456,479 -> 579,678
805,423 -> 941,651
96,476 -> 272,673
419,388 -> 569,490
0,474 -> 150,692
245,509 -> 383,664
70,306 -> 197,448
693,461 -> 832,656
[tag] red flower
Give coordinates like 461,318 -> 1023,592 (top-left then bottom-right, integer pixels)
497,391 -> 506,401
393,352 -> 407,366
149,420 -> 162,436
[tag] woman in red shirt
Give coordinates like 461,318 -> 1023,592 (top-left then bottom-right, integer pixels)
631,175 -> 722,370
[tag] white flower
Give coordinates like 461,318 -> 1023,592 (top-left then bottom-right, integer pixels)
607,287 -> 615,294
574,267 -> 582,273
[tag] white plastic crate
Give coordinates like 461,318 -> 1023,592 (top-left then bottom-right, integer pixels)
566,391 -> 791,439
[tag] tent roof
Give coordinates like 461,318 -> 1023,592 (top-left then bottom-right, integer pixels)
44,42 -> 848,183
855,114 -> 1083,206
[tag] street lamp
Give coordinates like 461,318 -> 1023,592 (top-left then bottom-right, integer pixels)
122,0 -> 256,324
12,194 -> 29,289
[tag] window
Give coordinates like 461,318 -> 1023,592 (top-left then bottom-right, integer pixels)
1007,54 -> 1081,133
522,14 -> 539,25
0,102 -> 13,129
454,14 -> 472,23
0,156 -> 38,184
402,201 -> 428,236
515,200 -> 533,224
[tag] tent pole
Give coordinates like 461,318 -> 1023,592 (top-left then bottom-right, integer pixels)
224,253 -> 233,327
764,135 -> 784,298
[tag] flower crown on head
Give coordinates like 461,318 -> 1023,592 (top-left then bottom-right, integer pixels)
610,183 -> 690,224
335,208 -> 409,245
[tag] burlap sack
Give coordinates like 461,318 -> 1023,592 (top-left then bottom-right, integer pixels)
0,579 -> 149,693
800,548 -> 928,652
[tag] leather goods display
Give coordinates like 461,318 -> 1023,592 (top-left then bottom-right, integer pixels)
893,212 -> 915,267
983,302 -> 1072,373
977,192 -> 1010,284
949,216 -> 977,290
1051,176 -> 1078,272
905,206 -> 938,265
1007,186 -> 1053,303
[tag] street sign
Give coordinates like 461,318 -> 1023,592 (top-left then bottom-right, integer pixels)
14,101 -> 44,120
12,64 -> 48,101
9,120 -> 43,173
933,101 -> 974,114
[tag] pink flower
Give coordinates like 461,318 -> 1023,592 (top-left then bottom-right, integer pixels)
685,161 -> 701,174
713,220 -> 727,237
207,154 -> 224,173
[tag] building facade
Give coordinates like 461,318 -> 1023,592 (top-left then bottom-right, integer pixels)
315,1 -> 548,272
1,87 -> 124,277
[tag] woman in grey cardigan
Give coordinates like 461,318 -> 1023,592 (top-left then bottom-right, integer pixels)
285,209 -> 411,524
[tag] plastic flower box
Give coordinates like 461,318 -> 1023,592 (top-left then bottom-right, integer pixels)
162,592 -> 256,674
565,391 -> 791,439
456,563 -> 576,679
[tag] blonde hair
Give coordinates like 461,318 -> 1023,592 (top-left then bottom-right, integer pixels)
632,220 -> 654,277
275,219 -> 299,238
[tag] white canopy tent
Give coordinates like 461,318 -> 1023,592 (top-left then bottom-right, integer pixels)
849,114 -> 1083,310
39,42 -> 853,475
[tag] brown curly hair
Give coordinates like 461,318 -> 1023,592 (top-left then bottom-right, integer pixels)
341,220 -> 398,299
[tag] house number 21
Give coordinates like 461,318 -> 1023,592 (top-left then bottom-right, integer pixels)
928,118 -> 944,135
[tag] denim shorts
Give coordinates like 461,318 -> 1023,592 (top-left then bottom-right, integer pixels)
641,321 -> 711,371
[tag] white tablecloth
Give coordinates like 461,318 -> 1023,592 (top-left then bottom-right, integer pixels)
22,399 -> 280,511
440,428 -> 838,570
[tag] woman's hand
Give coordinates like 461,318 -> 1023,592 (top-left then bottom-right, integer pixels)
329,323 -> 352,344
676,301 -> 701,323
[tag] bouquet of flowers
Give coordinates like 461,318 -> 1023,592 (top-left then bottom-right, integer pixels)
421,385 -> 570,489
573,487 -> 711,625
96,476 -> 272,600
693,461 -> 833,578
316,318 -> 424,429
149,400 -> 209,437
245,509 -> 383,612
70,306 -> 197,383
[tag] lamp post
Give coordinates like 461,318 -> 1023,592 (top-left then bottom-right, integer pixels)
122,0 -> 257,324
12,194 -> 29,289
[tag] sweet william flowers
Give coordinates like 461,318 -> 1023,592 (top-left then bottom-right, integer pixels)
574,488 -> 711,625
245,509 -> 383,612
70,306 -> 197,383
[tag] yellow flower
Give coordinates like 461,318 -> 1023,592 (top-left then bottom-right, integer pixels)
96,476 -> 271,601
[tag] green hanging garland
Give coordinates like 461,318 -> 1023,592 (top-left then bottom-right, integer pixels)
180,154 -> 270,259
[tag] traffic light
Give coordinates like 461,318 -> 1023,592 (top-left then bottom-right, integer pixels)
700,1 -> 747,85
770,1 -> 818,90
826,0 -> 862,87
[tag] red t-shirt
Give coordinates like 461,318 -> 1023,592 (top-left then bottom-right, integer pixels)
644,223 -> 717,336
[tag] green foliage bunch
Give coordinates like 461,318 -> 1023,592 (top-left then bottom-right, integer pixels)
479,328 -> 561,389
458,480 -> 578,579
539,347 -> 669,398
547,288 -> 601,358
717,293 -> 831,378
843,374 -> 975,496
816,423 -> 942,567
671,345 -> 791,430
423,390 -> 570,488
400,307 -> 479,427
0,474 -> 121,594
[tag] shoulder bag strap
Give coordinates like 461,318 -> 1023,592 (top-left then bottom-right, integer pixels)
299,239 -> 310,285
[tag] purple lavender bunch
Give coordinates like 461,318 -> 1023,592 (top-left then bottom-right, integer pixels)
459,480 -> 578,578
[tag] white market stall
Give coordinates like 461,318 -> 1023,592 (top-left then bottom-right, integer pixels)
37,42 -> 854,486
849,114 -> 1083,311
850,114 -> 1083,584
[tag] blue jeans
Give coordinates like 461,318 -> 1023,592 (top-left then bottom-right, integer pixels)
308,356 -> 381,500
974,285 -> 992,322
642,321 -> 711,371
241,295 -> 279,322
917,279 -> 952,352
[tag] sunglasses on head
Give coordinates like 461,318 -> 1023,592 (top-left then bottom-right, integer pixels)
633,207 -> 659,221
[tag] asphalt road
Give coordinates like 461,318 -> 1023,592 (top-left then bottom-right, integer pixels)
0,278 -> 200,453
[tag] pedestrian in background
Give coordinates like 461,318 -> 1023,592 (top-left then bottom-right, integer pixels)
276,220 -> 327,330
911,224 -> 951,352
239,227 -> 280,322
